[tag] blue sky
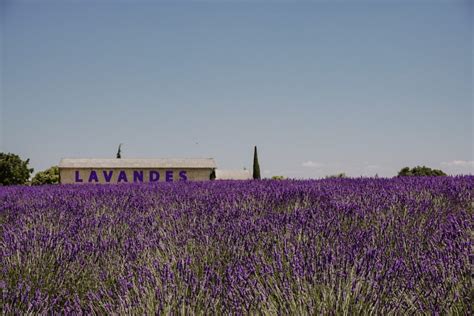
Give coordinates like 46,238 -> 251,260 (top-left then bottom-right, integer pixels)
1,0 -> 472,178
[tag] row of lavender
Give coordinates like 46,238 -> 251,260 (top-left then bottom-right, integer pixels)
1,177 -> 472,314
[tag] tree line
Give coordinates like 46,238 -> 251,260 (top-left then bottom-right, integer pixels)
0,150 -> 449,186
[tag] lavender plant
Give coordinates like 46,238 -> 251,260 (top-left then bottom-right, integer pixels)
0,177 -> 472,314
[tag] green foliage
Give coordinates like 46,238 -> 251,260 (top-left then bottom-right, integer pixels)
31,166 -> 60,185
253,146 -> 261,180
398,166 -> 446,177
271,176 -> 285,180
325,173 -> 347,179
0,152 -> 34,185
210,169 -> 216,180
116,144 -> 122,159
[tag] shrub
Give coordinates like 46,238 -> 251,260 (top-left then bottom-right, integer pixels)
325,173 -> 347,179
398,166 -> 446,177
31,166 -> 60,185
271,176 -> 285,180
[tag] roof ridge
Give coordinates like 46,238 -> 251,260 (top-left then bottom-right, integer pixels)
59,158 -> 217,169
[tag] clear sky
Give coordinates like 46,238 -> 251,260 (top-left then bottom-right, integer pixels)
1,0 -> 473,178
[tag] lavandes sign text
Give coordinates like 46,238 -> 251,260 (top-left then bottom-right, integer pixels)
74,170 -> 188,183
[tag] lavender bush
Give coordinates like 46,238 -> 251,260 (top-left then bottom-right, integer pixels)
1,177 -> 472,314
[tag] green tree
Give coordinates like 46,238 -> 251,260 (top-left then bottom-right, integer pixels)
31,166 -> 60,185
0,152 -> 34,185
398,166 -> 446,177
116,143 -> 122,159
253,146 -> 261,180
398,167 -> 412,176
209,168 -> 216,180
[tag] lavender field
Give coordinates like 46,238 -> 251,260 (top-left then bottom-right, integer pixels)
1,177 -> 472,314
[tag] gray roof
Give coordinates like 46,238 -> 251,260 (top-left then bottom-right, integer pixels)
59,158 -> 216,169
215,169 -> 252,180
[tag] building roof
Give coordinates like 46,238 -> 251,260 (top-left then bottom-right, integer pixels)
215,169 -> 252,180
59,158 -> 216,169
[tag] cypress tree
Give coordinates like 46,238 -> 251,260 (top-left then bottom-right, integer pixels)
253,146 -> 261,180
116,144 -> 122,159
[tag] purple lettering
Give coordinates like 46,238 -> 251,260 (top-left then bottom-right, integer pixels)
75,170 -> 83,183
118,170 -> 128,182
166,170 -> 173,182
179,170 -> 188,181
103,170 -> 114,182
149,170 -> 160,182
88,170 -> 99,183
133,170 -> 144,183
